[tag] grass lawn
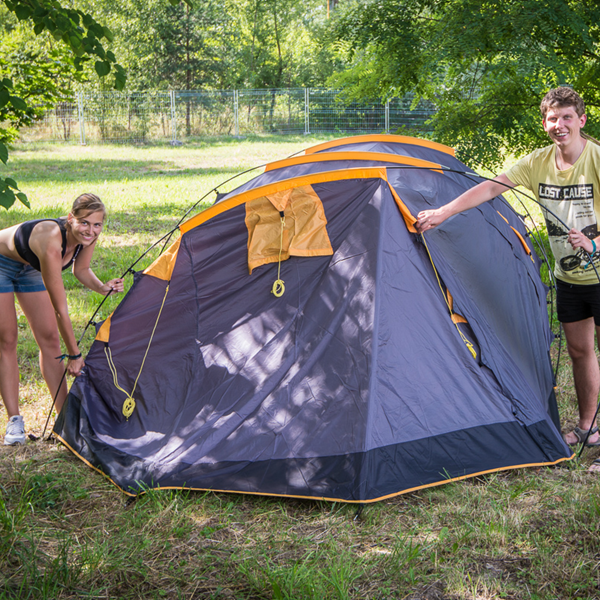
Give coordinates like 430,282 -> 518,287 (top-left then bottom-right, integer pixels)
1,137 -> 600,600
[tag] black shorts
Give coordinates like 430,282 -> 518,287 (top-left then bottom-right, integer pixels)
556,279 -> 600,325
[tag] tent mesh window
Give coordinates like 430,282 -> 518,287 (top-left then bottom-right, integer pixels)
245,185 -> 333,273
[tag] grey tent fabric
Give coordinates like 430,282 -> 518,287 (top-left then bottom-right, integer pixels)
54,135 -> 572,502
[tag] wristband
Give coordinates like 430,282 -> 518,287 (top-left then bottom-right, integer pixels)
592,240 -> 597,254
56,353 -> 82,362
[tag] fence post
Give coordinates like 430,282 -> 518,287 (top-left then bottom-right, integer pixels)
78,91 -> 86,145
385,100 -> 390,133
304,88 -> 310,135
233,90 -> 239,137
170,90 -> 177,145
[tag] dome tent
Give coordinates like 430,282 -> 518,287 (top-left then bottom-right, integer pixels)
54,134 -> 572,502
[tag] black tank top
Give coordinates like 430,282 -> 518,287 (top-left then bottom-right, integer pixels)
14,218 -> 82,272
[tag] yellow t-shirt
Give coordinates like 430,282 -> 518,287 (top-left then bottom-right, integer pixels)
506,140 -> 600,284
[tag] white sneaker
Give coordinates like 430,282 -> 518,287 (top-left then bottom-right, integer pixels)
4,415 -> 26,445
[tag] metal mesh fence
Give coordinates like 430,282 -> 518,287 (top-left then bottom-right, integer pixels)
173,90 -> 235,138
236,89 -> 307,135
309,89 -> 386,133
21,101 -> 80,142
82,91 -> 172,143
388,95 -> 435,131
19,88 -> 436,144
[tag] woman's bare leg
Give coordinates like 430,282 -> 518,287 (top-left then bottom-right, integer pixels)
0,292 -> 20,417
17,291 -> 68,412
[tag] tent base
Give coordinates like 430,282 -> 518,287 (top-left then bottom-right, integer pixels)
54,393 -> 573,503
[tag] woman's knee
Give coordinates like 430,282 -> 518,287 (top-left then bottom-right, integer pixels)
36,328 -> 61,353
0,329 -> 19,354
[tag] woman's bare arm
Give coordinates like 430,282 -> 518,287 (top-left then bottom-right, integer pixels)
72,242 -> 124,295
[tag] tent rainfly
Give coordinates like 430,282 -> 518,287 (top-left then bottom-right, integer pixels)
54,134 -> 573,502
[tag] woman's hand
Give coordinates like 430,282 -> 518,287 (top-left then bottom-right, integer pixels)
102,278 -> 124,296
415,209 -> 446,234
567,228 -> 595,253
67,355 -> 85,377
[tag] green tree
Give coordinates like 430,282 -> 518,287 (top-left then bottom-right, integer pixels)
233,0 -> 337,89
74,0 -> 338,92
0,0 -> 188,209
0,0 -> 126,209
75,0 -> 231,91
331,0 -> 600,169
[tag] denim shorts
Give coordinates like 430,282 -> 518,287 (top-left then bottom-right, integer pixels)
0,254 -> 46,293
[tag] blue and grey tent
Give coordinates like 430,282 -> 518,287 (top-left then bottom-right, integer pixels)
54,134 -> 572,502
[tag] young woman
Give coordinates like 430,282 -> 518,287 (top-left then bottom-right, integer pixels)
0,193 -> 124,445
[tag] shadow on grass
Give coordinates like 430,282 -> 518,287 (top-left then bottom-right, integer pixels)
4,160 -> 252,186
1,200 -> 214,231
13,133 -> 334,152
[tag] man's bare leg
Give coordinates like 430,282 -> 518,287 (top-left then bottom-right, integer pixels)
561,320 -> 600,471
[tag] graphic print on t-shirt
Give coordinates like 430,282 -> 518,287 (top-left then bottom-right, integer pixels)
539,183 -> 599,276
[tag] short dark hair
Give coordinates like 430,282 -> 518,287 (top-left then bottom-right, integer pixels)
540,87 -> 585,119
71,193 -> 105,220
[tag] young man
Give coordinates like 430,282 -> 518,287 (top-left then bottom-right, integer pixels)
416,88 -> 600,468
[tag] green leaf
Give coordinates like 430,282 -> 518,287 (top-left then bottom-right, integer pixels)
14,5 -> 32,20
102,26 -> 114,43
4,177 -> 18,189
73,56 -> 86,70
8,95 -> 27,111
0,89 -> 9,108
88,23 -> 104,39
95,61 -> 111,77
9,95 -> 27,111
0,142 -> 8,165
33,6 -> 49,18
107,51 -> 116,63
16,192 -> 30,208
33,22 -> 46,35
69,34 -> 82,49
114,72 -> 127,91
0,185 -> 16,210
42,19 -> 54,33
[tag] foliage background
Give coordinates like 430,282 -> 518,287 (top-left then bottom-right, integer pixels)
330,0 -> 600,169
4,0 -> 600,182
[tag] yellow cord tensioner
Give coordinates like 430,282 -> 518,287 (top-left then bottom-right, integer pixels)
272,211 -> 285,297
105,283 -> 170,419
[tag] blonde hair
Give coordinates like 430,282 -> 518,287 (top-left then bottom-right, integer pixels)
71,193 -> 106,220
